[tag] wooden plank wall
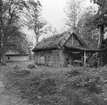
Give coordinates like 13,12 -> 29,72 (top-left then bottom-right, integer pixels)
34,50 -> 65,67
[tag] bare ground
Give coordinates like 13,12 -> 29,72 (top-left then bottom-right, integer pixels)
0,62 -> 35,105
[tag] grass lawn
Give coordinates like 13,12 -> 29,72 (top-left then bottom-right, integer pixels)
1,62 -> 107,105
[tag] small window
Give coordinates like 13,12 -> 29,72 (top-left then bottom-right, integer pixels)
8,56 -> 10,60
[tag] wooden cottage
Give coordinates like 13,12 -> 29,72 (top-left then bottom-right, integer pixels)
32,31 -> 89,67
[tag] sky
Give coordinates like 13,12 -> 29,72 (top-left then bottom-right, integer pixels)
41,0 -> 67,30
25,0 -> 95,45
40,0 -> 92,30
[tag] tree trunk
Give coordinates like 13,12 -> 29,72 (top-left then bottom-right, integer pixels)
0,0 -> 6,65
0,29 -> 6,64
98,25 -> 104,66
98,25 -> 104,48
36,34 -> 39,45
0,0 -> 2,63
34,27 -> 39,46
1,45 -> 6,64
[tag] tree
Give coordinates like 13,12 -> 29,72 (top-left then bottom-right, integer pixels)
77,6 -> 99,48
91,0 -> 107,47
0,0 -> 29,63
66,0 -> 103,48
24,0 -> 47,45
91,0 -> 107,65
5,26 -> 29,53
65,0 -> 84,30
65,0 -> 98,48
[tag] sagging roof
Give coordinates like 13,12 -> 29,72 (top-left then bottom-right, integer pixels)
32,31 -> 87,52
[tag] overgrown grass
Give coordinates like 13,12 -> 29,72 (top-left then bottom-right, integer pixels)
4,67 -> 107,105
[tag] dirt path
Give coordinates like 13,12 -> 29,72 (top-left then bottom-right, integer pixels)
0,65 -> 31,105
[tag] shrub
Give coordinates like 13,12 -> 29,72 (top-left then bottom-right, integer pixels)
27,64 -> 35,69
87,53 -> 100,67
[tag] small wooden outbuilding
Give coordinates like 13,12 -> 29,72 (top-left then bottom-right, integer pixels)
6,50 -> 29,62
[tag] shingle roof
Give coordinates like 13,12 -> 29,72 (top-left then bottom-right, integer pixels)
32,31 -> 87,52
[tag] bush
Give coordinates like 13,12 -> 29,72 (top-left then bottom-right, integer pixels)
67,70 -> 80,77
87,53 -> 100,67
27,64 -> 36,69
11,70 -> 30,77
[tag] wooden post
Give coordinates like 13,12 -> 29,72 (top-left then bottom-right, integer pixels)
98,25 -> 104,66
84,52 -> 87,67
98,25 -> 104,48
99,52 -> 102,66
